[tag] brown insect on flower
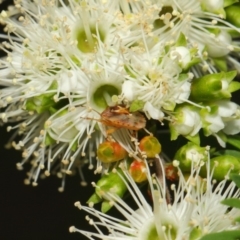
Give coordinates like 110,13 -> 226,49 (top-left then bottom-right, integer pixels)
100,105 -> 146,133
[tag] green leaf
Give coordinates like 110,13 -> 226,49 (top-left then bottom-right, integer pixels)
221,198 -> 240,209
227,136 -> 240,150
199,230 -> 240,240
87,193 -> 102,204
185,134 -> 200,145
176,32 -> 187,46
129,99 -> 145,112
230,174 -> 240,188
44,133 -> 56,146
212,57 -> 227,71
101,200 -> 113,213
228,81 -> 240,93
225,70 -> 237,82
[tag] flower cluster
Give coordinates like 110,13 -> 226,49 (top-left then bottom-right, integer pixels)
1,0 -> 240,188
1,0 -> 240,239
70,149 -> 240,239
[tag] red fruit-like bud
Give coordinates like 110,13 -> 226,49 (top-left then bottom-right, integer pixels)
97,141 -> 127,163
165,163 -> 178,181
129,160 -> 147,183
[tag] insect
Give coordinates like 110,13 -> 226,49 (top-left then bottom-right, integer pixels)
100,105 -> 146,132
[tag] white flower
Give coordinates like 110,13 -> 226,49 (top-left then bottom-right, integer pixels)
150,0 -> 239,59
70,152 -> 240,239
202,101 -> 240,141
0,0 -> 126,187
123,47 -> 192,116
170,46 -> 191,68
1,0 -> 240,189
171,106 -> 202,137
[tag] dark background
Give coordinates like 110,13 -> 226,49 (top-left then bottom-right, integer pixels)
0,125 -> 96,240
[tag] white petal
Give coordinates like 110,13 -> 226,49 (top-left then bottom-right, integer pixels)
143,102 -> 164,120
122,81 -> 135,101
58,70 -> 82,93
175,81 -> 191,103
217,100 -> 238,117
175,109 -> 201,136
170,46 -> 191,68
223,119 -> 240,135
205,114 -> 224,133
207,31 -> 232,57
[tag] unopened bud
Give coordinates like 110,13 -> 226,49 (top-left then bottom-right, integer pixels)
129,160 -> 147,183
97,141 -> 127,163
139,136 -> 161,158
165,163 -> 178,181
190,71 -> 238,101
226,3 -> 240,28
201,155 -> 240,180
174,142 -> 207,173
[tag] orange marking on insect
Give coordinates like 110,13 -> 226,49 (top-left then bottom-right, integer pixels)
100,105 -> 146,131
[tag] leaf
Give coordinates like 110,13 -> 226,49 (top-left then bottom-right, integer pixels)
185,134 -> 200,145
176,32 -> 187,46
229,81 -> 240,93
87,193 -> 101,204
101,200 -> 113,213
129,100 -> 145,112
212,57 -> 227,71
199,230 -> 240,240
227,136 -> 240,150
221,198 -> 240,209
230,174 -> 240,188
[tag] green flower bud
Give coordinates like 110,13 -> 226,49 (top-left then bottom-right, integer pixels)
174,142 -> 208,173
88,169 -> 127,212
139,136 -> 161,158
170,34 -> 201,70
25,93 -> 56,114
201,155 -> 240,180
201,0 -> 226,17
97,141 -> 127,163
95,169 -> 127,199
25,82 -> 58,113
225,3 -> 240,28
190,71 -> 237,101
